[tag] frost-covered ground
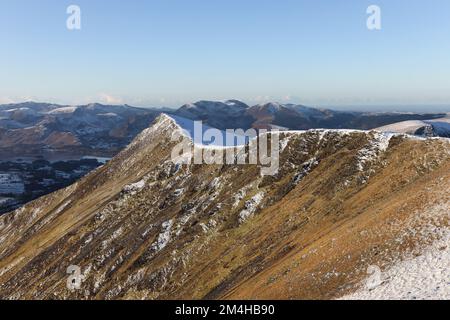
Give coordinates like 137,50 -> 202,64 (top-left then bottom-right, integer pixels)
341,201 -> 450,300
341,231 -> 450,300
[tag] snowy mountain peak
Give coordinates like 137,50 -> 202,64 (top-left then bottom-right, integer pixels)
224,99 -> 250,109
256,102 -> 283,113
179,100 -> 249,113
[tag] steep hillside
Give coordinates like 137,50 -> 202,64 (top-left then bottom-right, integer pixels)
0,115 -> 449,300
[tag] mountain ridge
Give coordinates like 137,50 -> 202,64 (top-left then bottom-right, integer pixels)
172,100 -> 447,132
0,114 -> 448,299
1,101 -> 448,215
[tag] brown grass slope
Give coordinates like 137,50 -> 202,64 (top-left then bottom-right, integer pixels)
0,115 -> 449,299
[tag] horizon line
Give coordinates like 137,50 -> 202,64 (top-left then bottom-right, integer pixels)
1,99 -> 450,114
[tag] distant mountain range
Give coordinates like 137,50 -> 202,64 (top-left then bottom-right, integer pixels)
173,100 -> 448,132
0,102 -> 162,160
0,100 -> 448,161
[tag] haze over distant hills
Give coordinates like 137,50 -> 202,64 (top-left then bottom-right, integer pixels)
174,100 -> 448,132
1,100 -> 448,162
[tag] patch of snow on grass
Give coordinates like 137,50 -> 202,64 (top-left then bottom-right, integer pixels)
233,187 -> 251,209
356,132 -> 393,173
341,231 -> 450,300
55,200 -> 71,215
173,188 -> 184,197
123,179 -> 146,195
151,220 -> 174,253
342,201 -> 450,300
279,135 -> 292,152
293,157 -> 318,185
238,192 -> 265,224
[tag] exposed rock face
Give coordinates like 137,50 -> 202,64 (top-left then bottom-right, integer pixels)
0,115 -> 449,300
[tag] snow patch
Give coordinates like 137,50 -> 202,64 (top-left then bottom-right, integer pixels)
123,179 -> 146,195
238,192 -> 265,224
150,220 -> 174,253
356,132 -> 393,174
47,106 -> 78,114
341,231 -> 450,300
293,157 -> 318,185
54,200 -> 71,215
341,201 -> 450,300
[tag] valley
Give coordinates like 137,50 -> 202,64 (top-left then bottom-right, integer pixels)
0,158 -> 104,214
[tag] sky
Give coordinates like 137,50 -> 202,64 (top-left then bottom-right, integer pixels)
1,0 -> 450,111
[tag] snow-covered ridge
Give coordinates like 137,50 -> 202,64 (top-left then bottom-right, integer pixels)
47,106 -> 78,114
3,107 -> 34,113
376,116 -> 450,137
142,114 -> 449,153
126,113 -> 183,148
135,114 -> 251,148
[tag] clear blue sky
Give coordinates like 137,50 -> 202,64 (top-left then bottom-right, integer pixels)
1,0 -> 450,111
